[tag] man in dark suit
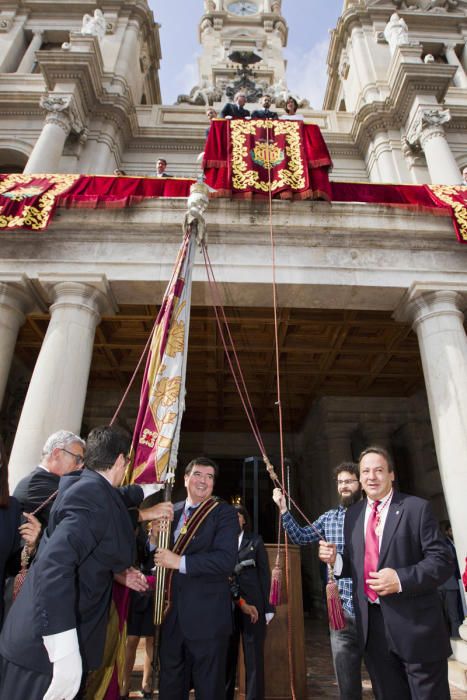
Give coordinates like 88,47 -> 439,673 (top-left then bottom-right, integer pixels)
0,425 -> 173,700
251,94 -> 278,119
13,429 -> 85,526
154,457 -> 238,700
226,504 -> 274,700
220,92 -> 250,119
319,446 -> 454,700
155,157 -> 172,177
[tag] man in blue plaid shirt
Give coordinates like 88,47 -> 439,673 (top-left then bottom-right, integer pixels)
273,461 -> 363,700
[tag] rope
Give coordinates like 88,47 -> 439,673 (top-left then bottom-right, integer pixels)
265,121 -> 296,700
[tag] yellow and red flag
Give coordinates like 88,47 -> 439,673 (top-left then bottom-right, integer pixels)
128,228 -> 196,484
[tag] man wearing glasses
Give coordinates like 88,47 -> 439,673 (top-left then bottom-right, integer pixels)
272,462 -> 363,700
13,430 -> 85,526
0,424 -> 174,700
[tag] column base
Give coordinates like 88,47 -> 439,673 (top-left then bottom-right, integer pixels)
449,638 -> 467,691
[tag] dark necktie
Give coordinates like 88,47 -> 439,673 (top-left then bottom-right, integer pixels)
364,500 -> 380,602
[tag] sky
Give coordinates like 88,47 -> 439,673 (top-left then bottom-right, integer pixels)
149,1 -> 344,109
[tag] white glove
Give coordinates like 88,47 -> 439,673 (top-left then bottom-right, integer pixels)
43,629 -> 82,700
140,483 -> 163,498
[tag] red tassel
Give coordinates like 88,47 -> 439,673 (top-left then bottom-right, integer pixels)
13,547 -> 30,601
269,554 -> 282,606
326,566 -> 346,631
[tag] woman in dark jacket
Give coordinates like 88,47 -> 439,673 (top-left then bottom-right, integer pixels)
226,505 -> 274,700
0,440 -> 40,629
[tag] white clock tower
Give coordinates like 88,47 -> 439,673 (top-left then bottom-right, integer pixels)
178,0 -> 291,106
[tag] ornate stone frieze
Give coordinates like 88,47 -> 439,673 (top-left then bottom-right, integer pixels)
391,0 -> 460,11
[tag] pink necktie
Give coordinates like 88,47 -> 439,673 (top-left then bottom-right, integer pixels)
364,500 -> 380,602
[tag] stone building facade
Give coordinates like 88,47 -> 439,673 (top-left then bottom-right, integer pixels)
0,0 -> 467,687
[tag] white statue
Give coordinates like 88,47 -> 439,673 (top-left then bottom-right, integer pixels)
204,0 -> 216,11
81,9 -> 106,42
384,13 -> 409,56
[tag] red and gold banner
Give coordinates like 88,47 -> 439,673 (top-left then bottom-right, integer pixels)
425,184 -> 467,244
1,173 -> 466,244
58,175 -> 195,209
203,118 -> 332,200
0,173 -> 79,230
127,230 -> 195,485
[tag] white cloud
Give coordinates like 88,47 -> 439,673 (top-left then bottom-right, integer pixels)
284,39 -> 330,110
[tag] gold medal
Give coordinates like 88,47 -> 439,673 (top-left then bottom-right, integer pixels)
180,525 -> 188,535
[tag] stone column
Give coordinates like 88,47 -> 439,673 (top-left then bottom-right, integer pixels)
444,42 -> 467,90
349,28 -> 379,103
16,30 -> 43,73
24,94 -> 83,174
115,20 -> 141,98
8,281 -> 113,487
372,132 -> 399,183
396,287 -> 467,678
398,289 -> 467,569
0,282 -> 32,408
406,108 -> 461,185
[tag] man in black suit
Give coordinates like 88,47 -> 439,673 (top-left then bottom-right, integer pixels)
319,446 -> 454,700
0,425 -> 173,700
155,158 -> 172,177
154,457 -> 238,700
226,504 -> 274,700
220,92 -> 250,119
13,430 -> 85,526
251,94 -> 278,119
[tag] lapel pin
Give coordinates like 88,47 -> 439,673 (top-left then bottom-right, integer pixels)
396,510 -> 400,515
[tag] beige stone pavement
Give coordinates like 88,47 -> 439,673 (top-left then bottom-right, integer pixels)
127,617 -> 467,698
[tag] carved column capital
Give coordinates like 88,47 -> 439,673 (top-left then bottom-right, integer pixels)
406,108 -> 451,148
40,94 -> 84,135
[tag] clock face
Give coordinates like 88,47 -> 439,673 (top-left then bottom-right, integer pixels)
227,1 -> 257,16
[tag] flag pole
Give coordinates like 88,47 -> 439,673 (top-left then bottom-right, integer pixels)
150,181 -> 210,687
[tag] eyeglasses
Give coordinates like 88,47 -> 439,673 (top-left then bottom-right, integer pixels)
337,478 -> 359,486
61,448 -> 84,465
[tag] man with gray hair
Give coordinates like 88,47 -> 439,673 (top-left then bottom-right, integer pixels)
13,430 -> 85,526
220,92 -> 250,119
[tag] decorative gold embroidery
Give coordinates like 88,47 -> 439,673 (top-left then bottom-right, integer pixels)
428,185 -> 467,242
0,173 -> 79,230
230,119 -> 306,193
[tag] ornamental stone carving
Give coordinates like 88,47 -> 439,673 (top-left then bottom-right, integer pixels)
204,0 -> 217,11
392,0 -> 459,11
81,9 -> 106,41
39,95 -> 84,135
384,13 -> 409,55
0,17 -> 12,32
407,107 -> 451,147
177,78 -> 222,106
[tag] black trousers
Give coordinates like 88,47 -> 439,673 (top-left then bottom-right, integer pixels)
159,609 -> 229,700
364,603 -> 450,700
226,607 -> 266,700
0,655 -> 51,700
